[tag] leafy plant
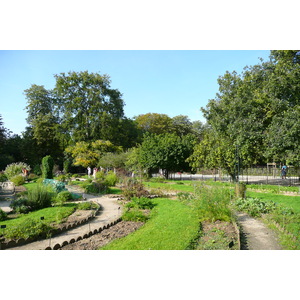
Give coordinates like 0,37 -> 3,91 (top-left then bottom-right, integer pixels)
43,179 -> 66,193
42,155 -> 54,179
77,202 -> 99,210
104,171 -> 118,186
9,197 -> 31,214
4,162 -> 31,179
234,197 -> 277,217
27,184 -> 54,210
122,178 -> 149,200
0,208 -> 7,221
0,172 -> 8,182
10,174 -> 25,186
53,191 -> 72,206
122,208 -> 149,222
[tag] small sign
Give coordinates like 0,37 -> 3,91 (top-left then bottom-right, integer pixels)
1,225 -> 6,229
40,217 -> 44,220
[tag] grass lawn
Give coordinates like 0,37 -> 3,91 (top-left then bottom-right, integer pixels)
246,191 -> 300,213
0,204 -> 76,239
100,198 -> 200,250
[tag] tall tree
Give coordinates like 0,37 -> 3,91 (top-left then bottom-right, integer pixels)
54,71 -> 125,143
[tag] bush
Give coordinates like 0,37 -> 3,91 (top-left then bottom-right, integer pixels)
53,191 -> 72,206
95,171 -> 105,181
84,181 -> 108,194
0,172 -> 8,182
105,171 -> 118,187
10,174 -> 25,186
4,162 -> 31,179
0,208 -> 7,221
122,178 -> 149,200
27,173 -> 39,182
9,197 -> 31,214
131,197 -> 155,209
42,155 -> 54,179
122,208 -> 149,222
27,184 -> 54,210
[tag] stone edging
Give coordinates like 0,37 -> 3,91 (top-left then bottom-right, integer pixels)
0,204 -> 101,250
232,220 -> 241,250
45,217 -> 123,250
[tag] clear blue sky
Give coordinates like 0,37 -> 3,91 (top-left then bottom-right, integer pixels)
0,50 -> 271,135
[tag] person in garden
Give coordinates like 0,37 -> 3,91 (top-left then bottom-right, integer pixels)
87,166 -> 91,177
281,164 -> 287,179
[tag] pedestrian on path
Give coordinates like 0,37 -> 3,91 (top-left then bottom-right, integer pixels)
281,164 -> 287,179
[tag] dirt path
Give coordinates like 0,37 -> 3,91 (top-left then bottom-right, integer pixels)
235,212 -> 282,250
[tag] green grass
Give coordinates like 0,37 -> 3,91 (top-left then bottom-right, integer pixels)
144,181 -> 195,193
23,182 -> 39,191
246,191 -> 300,213
0,204 -> 76,239
100,198 -> 200,250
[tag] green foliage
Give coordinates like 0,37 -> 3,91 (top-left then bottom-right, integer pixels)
0,208 -> 7,221
27,184 -> 54,210
83,181 -> 108,194
53,191 -> 72,206
0,172 -> 8,182
3,218 -> 53,240
95,171 -> 105,181
42,155 -> 54,179
234,197 -> 277,217
10,174 -> 25,186
27,173 -> 39,182
138,133 -> 196,178
125,197 -> 155,210
104,171 -> 118,186
9,197 -> 31,214
0,205 -> 76,239
77,202 -> 99,210
4,162 -> 31,180
122,209 -> 149,222
122,178 -> 148,200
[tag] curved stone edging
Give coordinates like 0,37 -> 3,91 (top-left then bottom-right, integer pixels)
0,203 -> 102,250
43,217 -> 123,250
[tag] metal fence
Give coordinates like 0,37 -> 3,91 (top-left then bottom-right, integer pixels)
154,166 -> 300,186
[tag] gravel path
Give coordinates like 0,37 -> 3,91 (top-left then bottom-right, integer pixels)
236,212 -> 282,250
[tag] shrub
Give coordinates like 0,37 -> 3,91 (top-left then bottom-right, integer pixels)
122,208 -> 148,222
105,171 -> 118,187
0,172 -> 8,182
10,174 -> 25,186
0,208 -> 7,221
9,197 -> 31,214
27,173 -> 39,182
95,171 -> 105,181
27,184 -> 54,210
53,191 -> 72,206
131,197 -> 155,209
4,162 -> 31,179
42,155 -> 54,179
84,181 -> 108,194
122,178 -> 149,200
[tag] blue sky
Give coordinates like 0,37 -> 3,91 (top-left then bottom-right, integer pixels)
0,50 -> 271,135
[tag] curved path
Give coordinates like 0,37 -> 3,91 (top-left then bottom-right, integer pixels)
7,187 -> 122,250
235,212 -> 282,250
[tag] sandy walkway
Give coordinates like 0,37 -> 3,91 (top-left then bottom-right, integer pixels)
235,212 -> 282,250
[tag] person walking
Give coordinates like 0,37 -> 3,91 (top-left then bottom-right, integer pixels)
87,166 -> 91,178
281,164 -> 287,179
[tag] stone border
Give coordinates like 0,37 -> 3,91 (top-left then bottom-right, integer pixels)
232,220 -> 241,250
42,217 -> 122,250
0,203 -> 101,250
